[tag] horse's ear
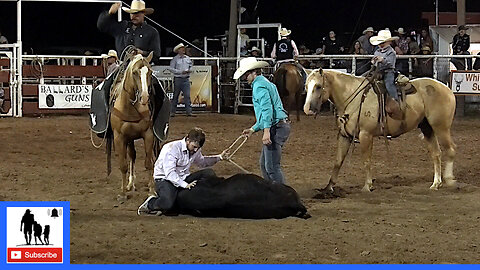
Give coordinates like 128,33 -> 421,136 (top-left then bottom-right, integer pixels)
146,51 -> 154,63
318,68 -> 323,75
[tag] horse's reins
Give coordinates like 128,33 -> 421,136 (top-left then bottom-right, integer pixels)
223,135 -> 251,174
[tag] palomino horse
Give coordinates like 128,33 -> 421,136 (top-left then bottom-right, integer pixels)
109,52 -> 157,200
304,69 -> 456,192
273,63 -> 305,121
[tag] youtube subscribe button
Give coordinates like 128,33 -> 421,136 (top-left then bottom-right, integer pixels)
7,248 -> 63,263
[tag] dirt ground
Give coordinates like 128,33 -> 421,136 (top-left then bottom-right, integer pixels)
1,113 -> 480,264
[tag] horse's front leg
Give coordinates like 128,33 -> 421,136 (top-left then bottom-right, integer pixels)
126,142 -> 136,191
359,131 -> 374,192
114,132 -> 128,201
325,133 -> 352,192
143,128 -> 156,195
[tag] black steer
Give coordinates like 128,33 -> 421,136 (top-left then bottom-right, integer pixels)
175,173 -> 310,219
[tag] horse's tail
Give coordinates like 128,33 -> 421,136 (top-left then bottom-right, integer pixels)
106,133 -> 112,176
274,66 -> 288,98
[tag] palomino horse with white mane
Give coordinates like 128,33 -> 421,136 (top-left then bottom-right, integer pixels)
109,52 -> 159,201
304,68 -> 456,192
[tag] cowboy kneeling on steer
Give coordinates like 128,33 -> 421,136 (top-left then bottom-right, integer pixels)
138,127 -> 230,216
370,29 -> 402,120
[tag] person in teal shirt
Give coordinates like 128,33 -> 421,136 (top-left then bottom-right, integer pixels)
234,57 -> 291,184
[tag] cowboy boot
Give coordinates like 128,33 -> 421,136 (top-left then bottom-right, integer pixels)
385,97 -> 403,120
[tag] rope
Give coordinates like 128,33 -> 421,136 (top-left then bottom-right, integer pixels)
223,135 -> 251,174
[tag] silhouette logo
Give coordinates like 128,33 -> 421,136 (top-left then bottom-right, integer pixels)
7,207 -> 64,263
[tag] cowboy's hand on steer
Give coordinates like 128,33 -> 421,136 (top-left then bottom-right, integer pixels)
242,128 -> 254,138
262,128 -> 272,145
185,180 -> 197,190
109,2 -> 121,14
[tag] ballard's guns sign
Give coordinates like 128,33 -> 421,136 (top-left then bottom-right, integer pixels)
450,71 -> 480,94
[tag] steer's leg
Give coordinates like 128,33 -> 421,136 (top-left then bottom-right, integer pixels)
325,133 -> 352,192
359,131 -> 374,192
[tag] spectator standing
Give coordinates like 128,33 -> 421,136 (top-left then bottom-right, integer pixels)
239,28 -> 250,56
451,25 -> 472,70
101,49 -> 120,76
395,28 -> 409,74
416,45 -> 433,77
358,27 -> 375,55
322,30 -> 344,55
349,40 -> 370,75
249,46 -> 262,57
419,29 -> 433,52
169,43 -> 194,117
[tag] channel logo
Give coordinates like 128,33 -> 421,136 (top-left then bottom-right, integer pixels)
6,206 -> 65,264
11,250 -> 21,259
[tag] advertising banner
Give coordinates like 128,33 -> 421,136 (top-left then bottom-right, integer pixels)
450,71 -> 480,94
152,66 -> 212,111
38,85 -> 92,109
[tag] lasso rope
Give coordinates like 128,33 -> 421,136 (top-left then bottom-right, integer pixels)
223,135 -> 250,174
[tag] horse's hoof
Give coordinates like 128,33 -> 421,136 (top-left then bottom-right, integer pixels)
117,194 -> 128,203
429,183 -> 440,190
126,184 -> 136,192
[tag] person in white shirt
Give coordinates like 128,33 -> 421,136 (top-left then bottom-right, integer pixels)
138,127 -> 229,216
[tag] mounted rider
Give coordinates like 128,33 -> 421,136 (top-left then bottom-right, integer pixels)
271,28 -> 307,87
370,29 -> 402,120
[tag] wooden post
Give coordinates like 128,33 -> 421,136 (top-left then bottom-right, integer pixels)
455,0 -> 466,117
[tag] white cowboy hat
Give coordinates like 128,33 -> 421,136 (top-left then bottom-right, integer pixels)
369,30 -> 399,46
395,27 -> 406,35
250,46 -> 261,53
101,49 -> 118,59
233,57 -> 269,80
279,28 -> 291,37
122,0 -> 154,15
362,27 -> 374,34
173,43 -> 187,53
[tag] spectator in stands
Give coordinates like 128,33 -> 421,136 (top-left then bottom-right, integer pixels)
169,43 -> 194,117
322,30 -> 344,55
419,29 -> 433,52
348,40 -> 370,75
451,25 -> 472,70
0,28 -> 8,51
239,28 -> 250,56
101,49 -> 120,77
416,45 -> 433,78
473,52 -> 480,70
395,28 -> 409,74
97,0 -> 161,64
407,36 -> 420,55
249,46 -> 262,57
298,44 -> 312,68
358,27 -> 375,55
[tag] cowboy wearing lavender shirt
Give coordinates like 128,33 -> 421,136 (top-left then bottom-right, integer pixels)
138,127 -> 229,216
169,43 -> 194,117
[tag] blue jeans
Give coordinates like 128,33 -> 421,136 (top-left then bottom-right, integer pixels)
383,71 -> 398,101
171,77 -> 192,115
260,121 -> 291,184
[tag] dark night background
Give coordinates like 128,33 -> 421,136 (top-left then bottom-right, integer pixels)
0,0 -> 478,55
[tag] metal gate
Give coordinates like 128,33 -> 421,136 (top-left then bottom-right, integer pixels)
0,43 -> 22,117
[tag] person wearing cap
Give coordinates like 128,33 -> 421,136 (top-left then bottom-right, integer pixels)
137,127 -> 230,216
97,0 -> 161,64
271,28 -> 299,61
370,29 -> 402,119
169,43 -> 194,117
234,57 -> 290,184
101,49 -> 120,76
358,27 -> 375,55
451,25 -> 472,70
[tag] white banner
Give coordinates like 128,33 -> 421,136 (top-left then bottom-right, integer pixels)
38,85 -> 92,109
451,71 -> 480,94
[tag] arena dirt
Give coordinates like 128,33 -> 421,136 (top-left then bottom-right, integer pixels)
1,113 -> 480,263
